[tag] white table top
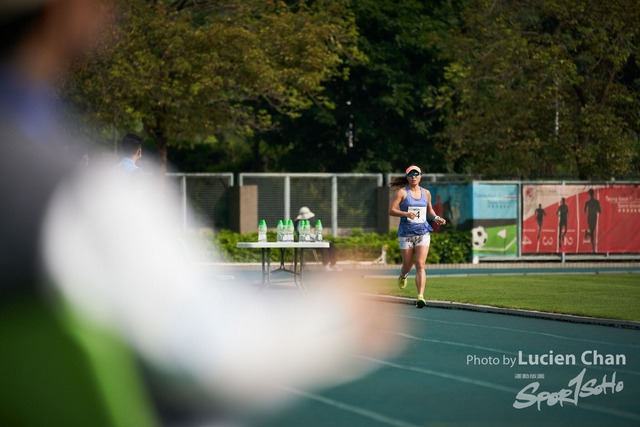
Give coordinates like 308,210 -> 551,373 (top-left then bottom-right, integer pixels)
236,241 -> 330,249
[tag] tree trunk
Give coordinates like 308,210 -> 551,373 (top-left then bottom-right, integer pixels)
154,128 -> 168,176
153,123 -> 168,194
252,137 -> 268,171
576,133 -> 591,180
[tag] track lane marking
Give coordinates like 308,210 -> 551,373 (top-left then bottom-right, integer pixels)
355,355 -> 640,422
274,385 -> 421,427
396,314 -> 640,349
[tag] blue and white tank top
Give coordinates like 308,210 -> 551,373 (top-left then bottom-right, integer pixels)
398,186 -> 433,237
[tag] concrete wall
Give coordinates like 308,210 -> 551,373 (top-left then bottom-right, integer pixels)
377,187 -> 399,234
229,185 -> 258,234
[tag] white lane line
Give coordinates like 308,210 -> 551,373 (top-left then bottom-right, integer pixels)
395,332 -> 509,354
389,331 -> 640,377
396,314 -> 640,349
355,356 -> 640,422
355,355 -> 518,393
274,385 -> 421,427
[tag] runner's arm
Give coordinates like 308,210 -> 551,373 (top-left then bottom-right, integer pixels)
389,188 -> 413,218
425,189 -> 446,225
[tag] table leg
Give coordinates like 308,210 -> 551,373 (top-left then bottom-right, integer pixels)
266,248 -> 272,290
298,249 -> 308,294
261,248 -> 266,287
257,248 -> 273,293
293,248 -> 297,287
293,248 -> 303,291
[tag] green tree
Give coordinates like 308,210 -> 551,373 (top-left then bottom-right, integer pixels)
435,0 -> 640,179
62,0 -> 361,174
259,0 -> 460,173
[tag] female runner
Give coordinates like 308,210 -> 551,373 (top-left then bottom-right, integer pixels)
388,166 -> 446,308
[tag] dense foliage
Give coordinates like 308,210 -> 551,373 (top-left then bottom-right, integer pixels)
435,0 -> 640,179
63,0 -> 362,173
62,0 -> 640,179
258,0 -> 457,173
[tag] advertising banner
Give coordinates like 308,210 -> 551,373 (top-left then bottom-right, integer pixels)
471,183 -> 519,257
522,185 -> 640,253
428,184 -> 472,232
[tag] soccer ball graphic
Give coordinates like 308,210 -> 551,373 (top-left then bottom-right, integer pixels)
472,226 -> 488,249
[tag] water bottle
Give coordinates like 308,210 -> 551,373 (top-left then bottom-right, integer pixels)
287,220 -> 294,242
304,220 -> 311,241
277,220 -> 284,242
296,220 -> 303,242
315,220 -> 323,241
299,220 -> 306,242
258,219 -> 267,242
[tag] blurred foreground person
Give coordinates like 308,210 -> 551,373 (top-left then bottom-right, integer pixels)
0,1 -> 404,426
65,143 -> 90,167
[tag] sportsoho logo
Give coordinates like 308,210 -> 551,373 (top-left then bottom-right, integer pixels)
513,351 -> 626,411
513,368 -> 623,410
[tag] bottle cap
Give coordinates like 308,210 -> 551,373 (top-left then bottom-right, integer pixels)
277,220 -> 283,226
315,219 -> 322,226
259,219 -> 266,226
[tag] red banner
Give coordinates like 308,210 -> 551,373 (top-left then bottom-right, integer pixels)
522,185 -> 640,254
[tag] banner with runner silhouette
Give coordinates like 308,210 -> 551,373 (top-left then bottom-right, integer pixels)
522,184 -> 640,253
471,184 -> 518,257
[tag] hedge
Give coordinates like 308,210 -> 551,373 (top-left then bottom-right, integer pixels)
196,228 -> 472,264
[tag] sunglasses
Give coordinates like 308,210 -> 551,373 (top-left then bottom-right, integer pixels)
406,171 -> 421,177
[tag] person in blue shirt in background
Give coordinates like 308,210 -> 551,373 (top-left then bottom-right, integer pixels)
111,133 -> 144,180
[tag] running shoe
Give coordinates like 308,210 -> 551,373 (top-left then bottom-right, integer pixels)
398,275 -> 407,289
416,296 -> 426,309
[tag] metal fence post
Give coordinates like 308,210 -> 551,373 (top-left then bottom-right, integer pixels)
332,175 -> 338,237
284,175 -> 290,221
517,181 -> 522,258
181,175 -> 187,231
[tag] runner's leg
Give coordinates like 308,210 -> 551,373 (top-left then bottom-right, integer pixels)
414,244 -> 430,297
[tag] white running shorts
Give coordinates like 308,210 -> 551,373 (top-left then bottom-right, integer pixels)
398,233 -> 431,250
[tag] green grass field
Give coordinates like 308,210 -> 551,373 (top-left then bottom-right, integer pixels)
362,274 -> 640,322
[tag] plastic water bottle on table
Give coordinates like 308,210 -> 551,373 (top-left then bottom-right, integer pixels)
287,219 -> 294,242
296,220 -> 303,242
277,220 -> 284,242
258,220 -> 267,242
315,220 -> 323,241
303,220 -> 311,241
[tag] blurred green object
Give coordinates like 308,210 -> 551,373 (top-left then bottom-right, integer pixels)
0,297 -> 159,426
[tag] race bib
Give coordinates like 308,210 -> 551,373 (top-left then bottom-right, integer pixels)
407,206 -> 426,223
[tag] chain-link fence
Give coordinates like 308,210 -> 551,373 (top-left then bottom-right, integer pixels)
239,173 -> 383,236
168,172 -> 470,234
167,173 -> 233,230
166,172 -> 382,234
